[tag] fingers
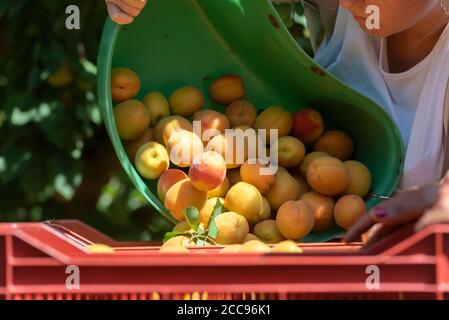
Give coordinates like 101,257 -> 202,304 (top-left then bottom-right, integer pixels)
343,209 -> 375,242
369,185 -> 439,226
108,0 -> 141,17
370,204 -> 424,227
106,0 -> 147,24
415,208 -> 449,231
106,2 -> 134,25
435,175 -> 449,208
362,223 -> 401,248
415,180 -> 449,231
344,184 -> 439,243
122,0 -> 147,10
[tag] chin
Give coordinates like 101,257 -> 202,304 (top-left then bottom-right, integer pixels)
363,29 -> 389,37
352,14 -> 393,38
357,22 -> 391,38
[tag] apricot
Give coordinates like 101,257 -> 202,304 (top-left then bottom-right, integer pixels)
233,125 -> 252,131
258,197 -> 272,221
169,86 -> 205,117
193,109 -> 230,144
209,75 -> 245,104
159,246 -> 190,254
135,142 -> 170,179
240,160 -> 276,194
274,136 -> 306,168
292,174 -> 312,198
300,192 -> 335,232
292,108 -> 324,144
254,220 -> 285,244
157,169 -> 188,202
343,161 -> 372,198
244,233 -> 260,242
167,129 -> 204,167
227,169 -> 242,186
219,244 -> 242,253
114,99 -> 151,141
111,67 -> 140,101
265,171 -> 301,210
244,196 -> 269,225
239,240 -> 271,253
224,182 -> 263,223
225,100 -> 257,127
272,240 -> 303,253
153,116 -> 192,145
307,157 -> 350,196
85,244 -> 115,254
189,151 -> 227,191
254,106 -> 293,143
206,133 -> 246,169
230,127 -> 264,162
143,92 -> 170,126
208,176 -> 230,198
164,179 -> 208,221
173,221 -> 191,233
162,235 -> 191,247
277,166 -> 288,173
314,131 -> 354,161
199,197 -> 225,226
276,200 -> 315,240
334,195 -> 366,230
212,211 -> 249,245
299,151 -> 328,177
48,63 -> 73,88
125,127 -> 154,161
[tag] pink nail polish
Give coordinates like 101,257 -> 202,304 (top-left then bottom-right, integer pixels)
373,207 -> 388,219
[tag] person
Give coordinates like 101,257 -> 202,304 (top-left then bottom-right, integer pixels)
105,0 -> 147,25
293,0 -> 449,243
105,0 -> 449,244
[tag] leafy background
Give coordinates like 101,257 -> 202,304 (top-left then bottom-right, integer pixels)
0,1 -> 311,241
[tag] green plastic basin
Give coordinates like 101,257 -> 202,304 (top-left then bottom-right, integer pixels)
97,0 -> 404,242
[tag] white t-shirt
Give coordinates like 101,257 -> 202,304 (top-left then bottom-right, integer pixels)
380,38 -> 435,146
309,8 -> 449,188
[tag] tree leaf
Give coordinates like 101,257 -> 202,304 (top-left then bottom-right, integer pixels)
196,225 -> 206,246
184,207 -> 200,232
163,231 -> 185,244
207,199 -> 224,238
197,223 -> 205,236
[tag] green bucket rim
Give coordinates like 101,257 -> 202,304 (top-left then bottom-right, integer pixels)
97,0 -> 404,241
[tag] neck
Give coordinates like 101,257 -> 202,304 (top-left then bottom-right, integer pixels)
387,5 -> 449,73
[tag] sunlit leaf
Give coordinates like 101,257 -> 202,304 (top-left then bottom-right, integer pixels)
184,207 -> 200,232
163,231 -> 185,244
196,225 -> 206,246
207,199 -> 224,238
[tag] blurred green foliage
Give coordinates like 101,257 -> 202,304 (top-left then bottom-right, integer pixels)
0,1 -> 310,241
0,0 -> 171,240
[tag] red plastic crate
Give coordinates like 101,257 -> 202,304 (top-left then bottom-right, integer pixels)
0,220 -> 448,300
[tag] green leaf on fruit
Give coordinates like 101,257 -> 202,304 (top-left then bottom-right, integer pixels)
196,225 -> 206,246
184,207 -> 200,232
197,224 -> 205,236
163,231 -> 185,244
207,199 -> 224,238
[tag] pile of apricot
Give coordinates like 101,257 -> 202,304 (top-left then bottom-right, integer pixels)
111,67 -> 372,252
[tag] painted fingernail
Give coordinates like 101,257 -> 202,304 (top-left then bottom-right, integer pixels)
373,207 -> 388,219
